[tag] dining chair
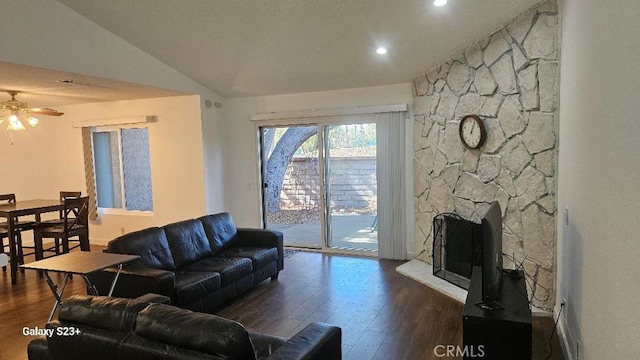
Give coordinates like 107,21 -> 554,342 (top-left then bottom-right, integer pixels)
0,194 -> 38,271
38,191 -> 82,227
33,196 -> 90,260
17,191 -> 82,266
0,225 -> 9,272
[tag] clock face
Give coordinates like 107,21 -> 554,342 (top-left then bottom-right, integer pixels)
459,115 -> 486,149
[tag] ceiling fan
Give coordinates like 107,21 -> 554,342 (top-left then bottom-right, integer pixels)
0,90 -> 64,131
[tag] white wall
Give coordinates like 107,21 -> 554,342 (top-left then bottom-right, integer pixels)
200,101 -> 227,214
0,96 -> 209,244
223,84 -> 413,228
0,0 -> 226,214
557,0 -> 640,359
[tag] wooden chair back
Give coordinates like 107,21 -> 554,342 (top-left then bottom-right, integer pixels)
0,194 -> 10,236
0,194 -> 16,204
60,191 -> 82,201
0,194 -> 18,227
63,196 -> 89,232
59,191 -> 81,219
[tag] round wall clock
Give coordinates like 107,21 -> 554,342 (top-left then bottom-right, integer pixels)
459,115 -> 486,149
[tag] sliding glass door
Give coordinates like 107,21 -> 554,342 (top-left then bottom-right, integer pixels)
259,122 -> 378,253
324,124 -> 378,251
260,125 -> 322,248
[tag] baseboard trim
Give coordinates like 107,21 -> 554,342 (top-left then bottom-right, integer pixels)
90,238 -> 110,246
557,319 -> 573,360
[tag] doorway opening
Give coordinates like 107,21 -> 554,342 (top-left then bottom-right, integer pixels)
261,125 -> 321,248
259,122 -> 378,253
324,123 -> 378,251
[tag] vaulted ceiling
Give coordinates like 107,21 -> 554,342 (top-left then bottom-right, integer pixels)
4,0 -> 542,106
0,61 -> 184,107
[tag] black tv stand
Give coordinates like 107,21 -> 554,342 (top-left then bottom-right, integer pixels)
463,266 -> 532,359
474,300 -> 504,311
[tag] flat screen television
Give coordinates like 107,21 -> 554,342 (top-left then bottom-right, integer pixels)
478,201 -> 504,310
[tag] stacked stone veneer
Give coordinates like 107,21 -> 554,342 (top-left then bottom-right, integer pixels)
413,0 -> 558,310
281,157 -> 377,210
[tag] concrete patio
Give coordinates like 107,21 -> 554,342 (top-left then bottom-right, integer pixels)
270,213 -> 377,251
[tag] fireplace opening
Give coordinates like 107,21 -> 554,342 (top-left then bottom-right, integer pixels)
432,213 -> 482,290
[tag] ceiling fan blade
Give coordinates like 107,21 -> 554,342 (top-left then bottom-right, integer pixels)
26,107 -> 64,116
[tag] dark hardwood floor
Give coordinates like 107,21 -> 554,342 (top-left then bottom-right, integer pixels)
0,249 -> 564,360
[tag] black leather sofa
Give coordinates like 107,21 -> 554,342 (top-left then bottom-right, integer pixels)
89,213 -> 283,313
28,295 -> 342,360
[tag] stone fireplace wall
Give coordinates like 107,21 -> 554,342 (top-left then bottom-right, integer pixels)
413,0 -> 558,310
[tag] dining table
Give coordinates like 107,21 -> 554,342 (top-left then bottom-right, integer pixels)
0,199 -> 66,285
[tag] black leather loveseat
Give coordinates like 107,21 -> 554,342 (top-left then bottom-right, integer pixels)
89,213 -> 283,313
28,295 -> 342,360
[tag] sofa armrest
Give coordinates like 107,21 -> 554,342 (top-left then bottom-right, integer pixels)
134,293 -> 171,304
236,228 -> 284,271
87,267 -> 175,300
266,323 -> 341,360
27,337 -> 51,360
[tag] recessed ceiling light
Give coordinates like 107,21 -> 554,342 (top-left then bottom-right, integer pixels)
376,47 -> 388,55
434,0 -> 447,6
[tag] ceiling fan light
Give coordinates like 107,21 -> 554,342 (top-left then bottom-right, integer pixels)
1,91 -> 64,131
7,114 -> 26,131
27,116 -> 39,127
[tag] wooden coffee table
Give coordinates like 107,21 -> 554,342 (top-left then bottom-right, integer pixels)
21,251 -> 140,321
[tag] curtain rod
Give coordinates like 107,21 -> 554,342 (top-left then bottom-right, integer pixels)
250,103 -> 407,121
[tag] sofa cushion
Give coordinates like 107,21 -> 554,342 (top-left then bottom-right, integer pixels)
218,247 -> 278,270
198,213 -> 239,253
135,304 -> 257,360
173,271 -> 221,306
58,295 -> 151,332
183,257 -> 252,286
122,334 -> 224,360
47,323 -> 132,360
163,219 -> 213,268
107,227 -> 176,270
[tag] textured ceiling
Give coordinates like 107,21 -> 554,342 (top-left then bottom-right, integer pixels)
56,0 -> 543,98
0,62 -> 185,108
